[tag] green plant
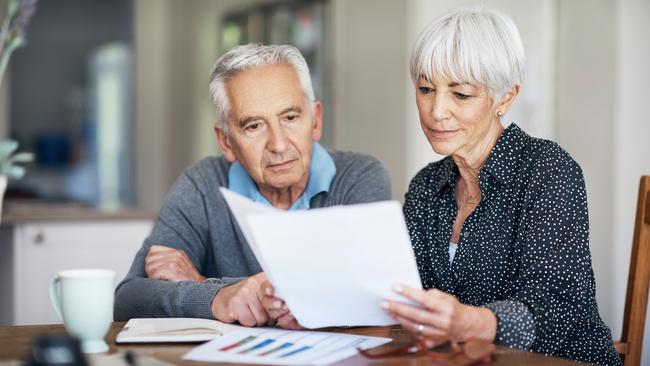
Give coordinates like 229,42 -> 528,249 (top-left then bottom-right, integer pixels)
1,0 -> 38,85
0,139 -> 33,178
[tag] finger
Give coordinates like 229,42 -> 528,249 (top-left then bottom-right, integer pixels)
145,252 -> 179,269
392,313 -> 446,338
244,289 -> 269,326
383,300 -> 439,324
393,284 -> 445,310
147,267 -> 175,282
148,245 -> 175,255
262,296 -> 285,310
268,309 -> 290,321
236,306 -> 258,327
261,281 -> 275,297
146,259 -> 179,275
277,313 -> 303,330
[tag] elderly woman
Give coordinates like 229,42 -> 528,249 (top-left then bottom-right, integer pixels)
382,8 -> 621,365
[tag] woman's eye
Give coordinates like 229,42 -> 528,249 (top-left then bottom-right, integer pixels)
418,87 -> 434,94
454,92 -> 470,100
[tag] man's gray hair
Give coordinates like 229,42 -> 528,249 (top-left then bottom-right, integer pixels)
209,44 -> 315,134
410,7 -> 525,101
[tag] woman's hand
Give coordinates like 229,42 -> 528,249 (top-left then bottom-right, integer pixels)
382,284 -> 497,343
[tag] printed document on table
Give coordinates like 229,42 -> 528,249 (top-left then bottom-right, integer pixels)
220,188 -> 423,328
182,326 -> 391,366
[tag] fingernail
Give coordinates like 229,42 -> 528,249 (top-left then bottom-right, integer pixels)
393,284 -> 403,293
265,287 -> 272,296
380,301 -> 390,310
273,301 -> 282,309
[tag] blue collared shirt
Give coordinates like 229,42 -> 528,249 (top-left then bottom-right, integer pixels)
228,142 -> 336,210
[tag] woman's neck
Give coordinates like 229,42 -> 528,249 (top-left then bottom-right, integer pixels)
452,121 -> 504,185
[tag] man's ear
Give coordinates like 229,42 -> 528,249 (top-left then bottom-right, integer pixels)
214,124 -> 237,162
496,84 -> 520,115
311,101 -> 323,141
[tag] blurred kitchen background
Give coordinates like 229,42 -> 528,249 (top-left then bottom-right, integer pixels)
0,0 -> 649,361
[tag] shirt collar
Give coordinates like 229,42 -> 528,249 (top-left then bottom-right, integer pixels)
432,123 -> 529,193
481,123 -> 530,185
228,142 -> 336,210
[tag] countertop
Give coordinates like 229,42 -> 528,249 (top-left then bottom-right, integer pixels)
0,200 -> 155,224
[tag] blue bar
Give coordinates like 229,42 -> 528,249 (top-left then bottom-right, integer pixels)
239,338 -> 275,354
280,345 -> 312,358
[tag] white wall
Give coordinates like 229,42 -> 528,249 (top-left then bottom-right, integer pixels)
555,0 -> 617,330
330,0 -> 409,199
614,0 -> 650,363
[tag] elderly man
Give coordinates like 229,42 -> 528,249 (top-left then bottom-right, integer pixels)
114,44 -> 391,328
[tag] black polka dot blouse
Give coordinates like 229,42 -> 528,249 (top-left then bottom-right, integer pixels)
403,124 -> 621,365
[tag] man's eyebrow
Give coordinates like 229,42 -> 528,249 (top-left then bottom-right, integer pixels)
277,106 -> 302,117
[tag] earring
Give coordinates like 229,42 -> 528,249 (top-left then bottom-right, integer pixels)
496,111 -> 503,117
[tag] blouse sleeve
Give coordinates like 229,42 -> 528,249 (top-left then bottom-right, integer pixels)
484,158 -> 600,354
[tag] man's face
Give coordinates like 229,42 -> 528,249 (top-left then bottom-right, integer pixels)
215,64 -> 322,192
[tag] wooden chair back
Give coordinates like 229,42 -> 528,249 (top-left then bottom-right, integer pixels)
615,176 -> 650,365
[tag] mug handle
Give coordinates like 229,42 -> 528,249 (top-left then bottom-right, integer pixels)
49,275 -> 63,321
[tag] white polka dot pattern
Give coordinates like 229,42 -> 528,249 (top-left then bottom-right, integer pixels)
403,124 -> 621,365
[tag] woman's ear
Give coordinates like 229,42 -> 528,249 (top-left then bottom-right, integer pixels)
496,85 -> 520,115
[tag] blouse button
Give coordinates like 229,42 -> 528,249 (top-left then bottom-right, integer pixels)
463,231 -> 470,238
453,272 -> 459,280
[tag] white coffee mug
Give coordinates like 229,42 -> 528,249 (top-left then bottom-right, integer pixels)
49,269 -> 115,353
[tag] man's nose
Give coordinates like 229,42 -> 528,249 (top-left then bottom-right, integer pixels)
267,124 -> 289,153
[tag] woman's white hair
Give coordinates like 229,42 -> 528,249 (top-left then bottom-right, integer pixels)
410,7 -> 525,101
209,44 -> 315,134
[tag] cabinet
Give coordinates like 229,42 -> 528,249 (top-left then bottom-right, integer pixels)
0,219 -> 153,325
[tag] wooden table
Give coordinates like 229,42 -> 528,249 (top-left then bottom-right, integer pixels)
0,322 -> 585,365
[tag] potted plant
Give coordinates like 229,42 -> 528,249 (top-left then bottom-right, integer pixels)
1,0 -> 38,221
0,139 -> 33,217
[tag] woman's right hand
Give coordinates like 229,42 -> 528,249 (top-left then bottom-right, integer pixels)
382,284 -> 497,343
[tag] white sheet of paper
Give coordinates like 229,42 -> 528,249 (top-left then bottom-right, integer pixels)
182,326 -> 391,366
219,188 -> 423,328
220,188 -> 279,285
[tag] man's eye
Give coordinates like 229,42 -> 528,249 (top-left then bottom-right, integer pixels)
245,123 -> 261,131
418,87 -> 434,94
454,92 -> 470,100
284,114 -> 299,122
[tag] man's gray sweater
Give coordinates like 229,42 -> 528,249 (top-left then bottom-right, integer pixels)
114,150 -> 391,320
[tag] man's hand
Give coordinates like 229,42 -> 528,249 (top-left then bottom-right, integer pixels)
145,245 -> 205,283
211,272 -> 271,327
260,281 -> 303,330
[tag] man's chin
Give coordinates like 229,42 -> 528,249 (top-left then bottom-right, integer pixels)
263,173 -> 305,191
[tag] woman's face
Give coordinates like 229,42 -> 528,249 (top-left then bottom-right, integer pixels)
415,75 -> 501,157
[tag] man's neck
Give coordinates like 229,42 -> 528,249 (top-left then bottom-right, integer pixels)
259,179 -> 308,210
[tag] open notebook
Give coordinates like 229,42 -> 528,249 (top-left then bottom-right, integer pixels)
116,318 -> 239,343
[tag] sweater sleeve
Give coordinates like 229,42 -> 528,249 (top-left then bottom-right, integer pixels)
114,171 -> 238,320
336,154 -> 392,204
